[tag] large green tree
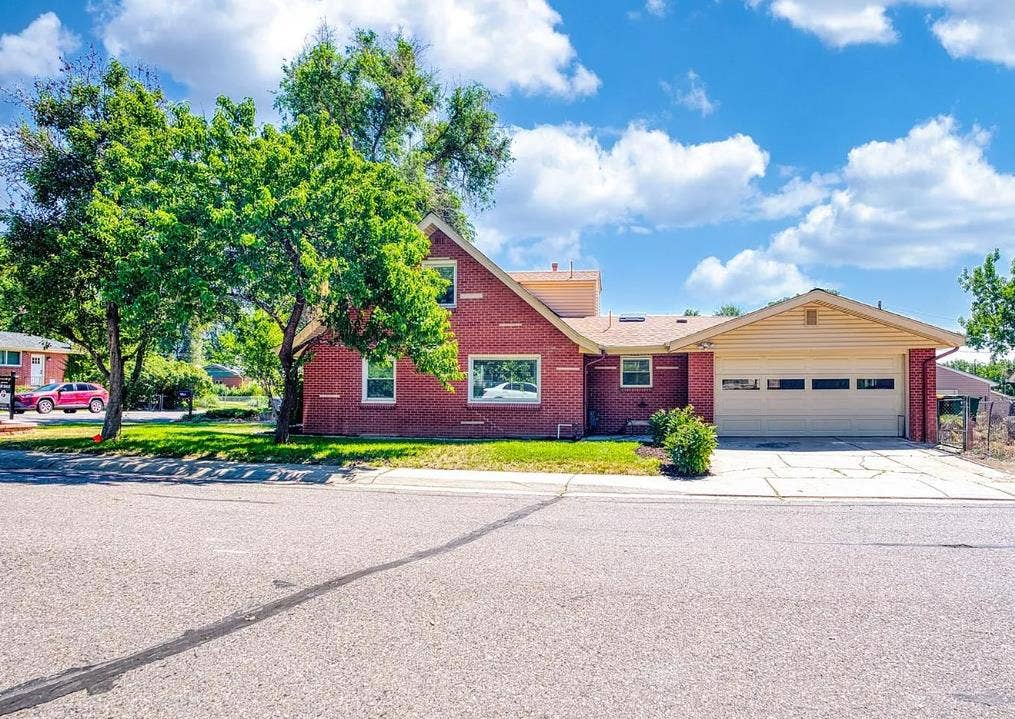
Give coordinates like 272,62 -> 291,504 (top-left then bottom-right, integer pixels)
209,308 -> 284,401
207,99 -> 461,442
0,60 -> 225,439
959,250 -> 1015,358
276,28 -> 512,237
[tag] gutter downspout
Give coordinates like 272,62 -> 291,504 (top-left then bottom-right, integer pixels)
922,347 -> 958,443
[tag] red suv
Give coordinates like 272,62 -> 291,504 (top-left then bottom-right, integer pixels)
15,382 -> 108,414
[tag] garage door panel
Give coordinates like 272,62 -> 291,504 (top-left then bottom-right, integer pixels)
715,353 -> 904,437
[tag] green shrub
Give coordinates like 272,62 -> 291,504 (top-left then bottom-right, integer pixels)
200,407 -> 261,420
648,406 -> 696,445
663,417 -> 718,476
210,382 -> 264,397
128,355 -> 213,409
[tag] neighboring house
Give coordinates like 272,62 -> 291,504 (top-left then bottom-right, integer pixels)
937,364 -> 1012,418
204,364 -> 246,388
300,215 -> 963,442
0,332 -> 72,388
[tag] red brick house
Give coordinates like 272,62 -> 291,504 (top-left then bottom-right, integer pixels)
300,215 -> 963,443
0,332 -> 72,388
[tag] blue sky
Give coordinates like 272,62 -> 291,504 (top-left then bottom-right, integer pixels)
3,1 -> 1015,337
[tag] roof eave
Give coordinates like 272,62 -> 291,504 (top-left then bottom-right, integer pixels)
665,289 -> 965,351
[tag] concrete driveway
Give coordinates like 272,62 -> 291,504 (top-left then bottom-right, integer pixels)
710,437 -> 1015,500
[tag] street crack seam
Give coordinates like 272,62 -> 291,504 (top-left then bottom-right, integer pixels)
0,495 -> 563,716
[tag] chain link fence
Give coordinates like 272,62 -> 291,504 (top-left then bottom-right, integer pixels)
937,396 -> 967,450
966,397 -> 1015,462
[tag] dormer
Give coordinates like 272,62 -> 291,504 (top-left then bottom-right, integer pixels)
508,263 -> 601,317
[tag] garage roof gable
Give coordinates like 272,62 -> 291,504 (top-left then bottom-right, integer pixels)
667,289 -> 965,352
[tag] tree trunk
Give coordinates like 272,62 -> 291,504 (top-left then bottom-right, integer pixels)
101,303 -> 125,441
273,296 -> 306,444
273,355 -> 298,444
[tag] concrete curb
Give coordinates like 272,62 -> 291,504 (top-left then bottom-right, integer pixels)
3,449 -> 1015,503
0,449 -> 385,485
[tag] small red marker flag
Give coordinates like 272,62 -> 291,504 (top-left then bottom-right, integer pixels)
92,434 -> 103,443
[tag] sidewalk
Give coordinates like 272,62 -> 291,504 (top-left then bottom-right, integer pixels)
2,449 -> 1014,501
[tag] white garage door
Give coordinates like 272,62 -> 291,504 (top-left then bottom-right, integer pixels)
715,354 -> 905,437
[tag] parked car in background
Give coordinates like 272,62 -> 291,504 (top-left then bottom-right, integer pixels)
14,382 -> 108,414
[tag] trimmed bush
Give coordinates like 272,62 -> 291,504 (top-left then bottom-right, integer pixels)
663,417 -> 718,476
648,406 -> 696,446
200,407 -> 261,420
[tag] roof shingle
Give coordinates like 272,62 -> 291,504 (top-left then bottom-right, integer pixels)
562,315 -> 731,349
0,332 -> 71,352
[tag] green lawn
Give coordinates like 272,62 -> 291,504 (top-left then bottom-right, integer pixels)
0,422 -> 661,475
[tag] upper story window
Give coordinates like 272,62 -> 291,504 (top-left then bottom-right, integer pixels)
620,357 -> 652,388
0,350 -> 21,366
362,358 -> 396,403
424,260 -> 457,308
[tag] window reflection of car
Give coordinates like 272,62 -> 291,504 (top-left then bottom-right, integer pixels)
481,382 -> 538,400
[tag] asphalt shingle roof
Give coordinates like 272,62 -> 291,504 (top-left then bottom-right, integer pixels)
0,332 -> 71,352
507,270 -> 601,282
562,315 -> 731,348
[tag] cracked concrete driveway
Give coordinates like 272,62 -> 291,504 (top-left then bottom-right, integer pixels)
711,437 -> 1015,500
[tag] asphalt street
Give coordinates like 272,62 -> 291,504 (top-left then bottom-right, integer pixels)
1,467 -> 1013,718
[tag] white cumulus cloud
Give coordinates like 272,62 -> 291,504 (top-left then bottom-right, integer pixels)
97,0 -> 600,111
685,249 -> 819,304
663,70 -> 719,117
475,123 -> 769,263
684,114 -> 1015,306
770,116 -> 1015,268
753,0 -> 1015,68
0,12 -> 79,80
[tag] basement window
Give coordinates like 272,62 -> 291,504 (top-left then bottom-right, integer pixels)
620,357 -> 652,388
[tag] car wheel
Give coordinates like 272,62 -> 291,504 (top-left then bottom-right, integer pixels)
36,399 -> 54,414
89,398 -> 104,414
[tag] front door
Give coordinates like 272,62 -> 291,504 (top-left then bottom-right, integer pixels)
30,355 -> 44,386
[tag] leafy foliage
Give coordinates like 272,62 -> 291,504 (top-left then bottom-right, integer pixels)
0,59 -> 225,438
959,250 -> 1015,358
682,308 -> 701,316
209,309 -> 283,400
943,359 -> 1015,388
663,417 -> 718,476
648,406 -> 697,446
127,355 -> 213,409
276,28 -> 511,237
715,303 -> 743,317
207,99 -> 463,441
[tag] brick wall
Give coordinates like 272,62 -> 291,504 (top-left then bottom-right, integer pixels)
302,228 -> 586,438
687,352 -> 714,423
908,348 -> 937,443
585,354 -> 688,434
5,351 -> 67,387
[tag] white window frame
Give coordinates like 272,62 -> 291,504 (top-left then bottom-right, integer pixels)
423,259 -> 457,309
361,357 -> 396,404
468,355 -> 541,405
620,356 -> 652,388
0,350 -> 21,367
